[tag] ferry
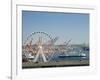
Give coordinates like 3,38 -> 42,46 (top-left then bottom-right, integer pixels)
58,51 -> 86,58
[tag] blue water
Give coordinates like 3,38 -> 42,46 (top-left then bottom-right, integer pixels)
50,51 -> 89,61
51,56 -> 89,62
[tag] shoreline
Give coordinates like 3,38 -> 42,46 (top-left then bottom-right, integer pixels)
22,60 -> 89,69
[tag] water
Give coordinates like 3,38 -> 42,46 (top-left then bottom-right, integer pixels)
51,55 -> 89,62
50,51 -> 89,61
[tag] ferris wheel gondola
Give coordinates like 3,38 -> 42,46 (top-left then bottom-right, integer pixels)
23,32 -> 55,62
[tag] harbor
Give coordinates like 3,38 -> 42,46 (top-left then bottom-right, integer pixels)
22,32 -> 89,69
22,11 -> 90,69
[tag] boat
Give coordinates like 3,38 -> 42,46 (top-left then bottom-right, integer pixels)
58,51 -> 86,58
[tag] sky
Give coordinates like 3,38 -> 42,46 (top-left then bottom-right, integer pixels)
22,11 -> 89,44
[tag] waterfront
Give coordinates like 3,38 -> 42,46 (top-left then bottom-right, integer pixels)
22,45 -> 89,69
22,59 -> 89,69
22,11 -> 89,69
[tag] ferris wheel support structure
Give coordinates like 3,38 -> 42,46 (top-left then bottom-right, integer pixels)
23,32 -> 54,62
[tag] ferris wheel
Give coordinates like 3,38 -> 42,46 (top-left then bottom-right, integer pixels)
23,32 -> 55,62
